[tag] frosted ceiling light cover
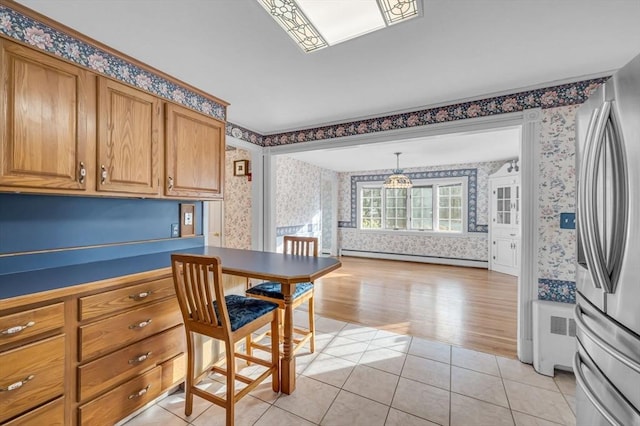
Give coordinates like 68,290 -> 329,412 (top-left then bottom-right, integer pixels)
297,0 -> 385,45
257,0 -> 420,52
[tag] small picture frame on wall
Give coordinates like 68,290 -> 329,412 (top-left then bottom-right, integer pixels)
234,160 -> 249,176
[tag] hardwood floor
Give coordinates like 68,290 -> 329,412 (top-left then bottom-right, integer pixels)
313,256 -> 518,359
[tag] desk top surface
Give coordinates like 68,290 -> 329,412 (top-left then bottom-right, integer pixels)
0,246 -> 341,302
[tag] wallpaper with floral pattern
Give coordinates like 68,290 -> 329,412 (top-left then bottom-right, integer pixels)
338,161 -> 503,261
537,105 -> 580,303
260,79 -> 605,148
275,156 -> 333,250
224,149 -> 252,250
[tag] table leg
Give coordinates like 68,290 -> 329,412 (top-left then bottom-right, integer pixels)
280,283 -> 296,394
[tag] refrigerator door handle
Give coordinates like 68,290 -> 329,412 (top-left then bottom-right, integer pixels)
575,304 -> 640,373
603,102 -> 628,293
577,107 -> 601,286
573,352 -> 624,426
574,351 -> 627,426
584,101 -> 618,294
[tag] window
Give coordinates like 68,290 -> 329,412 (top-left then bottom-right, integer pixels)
361,187 -> 382,229
359,180 -> 465,232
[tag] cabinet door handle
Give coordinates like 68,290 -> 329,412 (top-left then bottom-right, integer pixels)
128,351 -> 152,365
128,385 -> 151,399
129,319 -> 152,330
100,165 -> 108,184
0,375 -> 34,392
78,162 -> 86,184
129,291 -> 152,301
1,321 -> 35,335
168,176 -> 174,190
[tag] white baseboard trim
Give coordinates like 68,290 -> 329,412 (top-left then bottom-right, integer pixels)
340,249 -> 488,268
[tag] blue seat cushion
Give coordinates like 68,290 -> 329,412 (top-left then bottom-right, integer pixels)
213,294 -> 278,332
246,281 -> 313,300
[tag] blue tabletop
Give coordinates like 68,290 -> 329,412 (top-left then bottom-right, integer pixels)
0,246 -> 341,300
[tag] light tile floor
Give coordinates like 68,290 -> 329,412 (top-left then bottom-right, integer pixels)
122,312 -> 576,426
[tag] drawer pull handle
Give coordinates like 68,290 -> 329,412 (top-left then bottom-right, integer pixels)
129,351 -> 152,365
129,291 -> 152,301
1,375 -> 34,392
129,319 -> 152,330
1,321 -> 35,335
128,385 -> 151,400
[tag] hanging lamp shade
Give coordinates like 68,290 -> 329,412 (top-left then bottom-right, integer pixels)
383,152 -> 413,189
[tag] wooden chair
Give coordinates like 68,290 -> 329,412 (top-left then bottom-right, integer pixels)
245,236 -> 317,357
171,254 -> 280,426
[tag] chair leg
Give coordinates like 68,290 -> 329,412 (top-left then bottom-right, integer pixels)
271,313 -> 280,392
278,309 -> 285,344
309,295 -> 316,353
184,332 -> 194,417
245,334 -> 253,365
225,341 -> 235,426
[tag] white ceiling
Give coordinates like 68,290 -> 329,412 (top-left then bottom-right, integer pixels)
15,0 -> 640,137
284,126 -> 521,172
12,0 -> 640,171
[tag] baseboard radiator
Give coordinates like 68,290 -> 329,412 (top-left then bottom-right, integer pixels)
339,249 -> 488,268
532,300 -> 576,376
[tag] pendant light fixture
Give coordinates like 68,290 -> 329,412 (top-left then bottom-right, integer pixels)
383,152 -> 413,189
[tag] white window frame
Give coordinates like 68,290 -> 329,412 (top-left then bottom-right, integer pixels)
356,177 -> 468,235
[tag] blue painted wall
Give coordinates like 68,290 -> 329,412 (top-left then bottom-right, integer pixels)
0,194 -> 204,274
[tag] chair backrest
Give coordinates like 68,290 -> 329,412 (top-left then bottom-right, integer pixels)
283,236 -> 318,257
171,254 -> 231,337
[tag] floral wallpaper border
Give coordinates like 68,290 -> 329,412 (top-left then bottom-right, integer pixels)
0,4 -> 226,121
226,122 -> 264,146
338,168 -> 486,233
538,278 -> 576,304
259,78 -> 607,147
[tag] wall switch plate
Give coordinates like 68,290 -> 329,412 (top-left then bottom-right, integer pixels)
171,223 -> 179,237
179,203 -> 196,237
560,213 -> 576,229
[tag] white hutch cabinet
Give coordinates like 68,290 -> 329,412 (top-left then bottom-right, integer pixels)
489,161 -> 520,276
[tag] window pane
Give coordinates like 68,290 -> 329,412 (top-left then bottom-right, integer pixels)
361,187 -> 383,229
410,186 -> 433,230
451,208 -> 461,219
384,187 -> 407,230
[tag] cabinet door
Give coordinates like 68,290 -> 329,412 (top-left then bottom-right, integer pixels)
0,40 -> 92,191
97,77 -> 161,195
491,236 -> 518,276
165,103 -> 224,199
493,184 -> 513,225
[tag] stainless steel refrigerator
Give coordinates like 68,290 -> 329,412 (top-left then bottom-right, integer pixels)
574,52 -> 640,426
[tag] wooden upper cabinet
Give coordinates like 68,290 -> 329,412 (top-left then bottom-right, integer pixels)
165,103 -> 224,199
0,39 -> 93,191
97,77 -> 162,195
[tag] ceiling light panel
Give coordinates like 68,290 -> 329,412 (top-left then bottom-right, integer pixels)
296,0 -> 385,45
257,0 -> 328,52
257,0 -> 420,52
378,0 -> 419,25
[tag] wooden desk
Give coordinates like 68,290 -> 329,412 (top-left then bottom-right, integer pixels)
197,246 -> 342,394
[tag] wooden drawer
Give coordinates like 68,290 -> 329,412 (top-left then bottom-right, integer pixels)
79,276 -> 175,321
79,298 -> 181,361
78,325 -> 184,401
78,366 -> 162,426
0,303 -> 64,347
3,396 -> 64,426
0,334 -> 65,423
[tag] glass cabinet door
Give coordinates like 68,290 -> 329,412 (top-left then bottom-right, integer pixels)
493,183 -> 519,226
496,185 -> 512,224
